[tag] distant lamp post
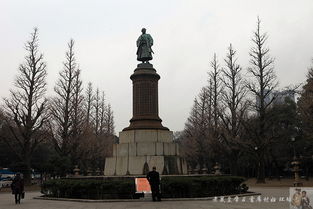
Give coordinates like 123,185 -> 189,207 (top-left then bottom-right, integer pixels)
73,165 -> 80,177
291,160 -> 302,187
213,162 -> 221,175
187,167 -> 193,175
254,146 -> 262,178
95,168 -> 101,176
87,167 -> 92,176
290,137 -> 302,186
201,167 -> 208,174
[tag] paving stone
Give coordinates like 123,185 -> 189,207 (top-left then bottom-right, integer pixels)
0,187 -> 291,209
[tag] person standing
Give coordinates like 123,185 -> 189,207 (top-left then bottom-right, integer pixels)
11,173 -> 24,204
292,188 -> 303,209
146,166 -> 161,201
301,191 -> 312,209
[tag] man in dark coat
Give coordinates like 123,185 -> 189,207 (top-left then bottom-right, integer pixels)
146,166 -> 161,201
11,173 -> 24,204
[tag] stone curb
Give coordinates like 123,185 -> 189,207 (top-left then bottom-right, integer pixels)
33,192 -> 261,202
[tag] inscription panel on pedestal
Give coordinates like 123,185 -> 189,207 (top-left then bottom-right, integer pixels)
133,80 -> 158,116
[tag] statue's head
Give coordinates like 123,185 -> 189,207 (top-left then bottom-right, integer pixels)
141,28 -> 146,34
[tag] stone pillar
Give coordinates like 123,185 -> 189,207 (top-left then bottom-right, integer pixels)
104,63 -> 188,176
123,63 -> 168,131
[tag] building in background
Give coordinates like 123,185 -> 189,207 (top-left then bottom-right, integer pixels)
273,90 -> 295,105
256,89 -> 295,108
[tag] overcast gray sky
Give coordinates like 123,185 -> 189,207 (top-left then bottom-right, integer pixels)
1,0 -> 313,133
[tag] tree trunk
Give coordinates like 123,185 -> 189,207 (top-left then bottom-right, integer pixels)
229,152 -> 239,175
256,155 -> 266,183
230,162 -> 238,176
23,157 -> 32,185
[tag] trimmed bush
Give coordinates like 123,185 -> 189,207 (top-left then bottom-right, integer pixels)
161,176 -> 246,198
41,175 -> 246,199
41,178 -> 136,199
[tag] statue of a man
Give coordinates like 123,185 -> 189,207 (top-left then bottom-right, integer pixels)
136,28 -> 153,63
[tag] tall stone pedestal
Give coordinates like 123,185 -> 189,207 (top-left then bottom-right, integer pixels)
104,63 -> 187,175
104,129 -> 187,175
123,63 -> 168,131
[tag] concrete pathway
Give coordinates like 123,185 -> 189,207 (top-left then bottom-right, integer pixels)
0,187 -> 291,209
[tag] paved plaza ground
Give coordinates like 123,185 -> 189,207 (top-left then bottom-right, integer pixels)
0,187 -> 292,209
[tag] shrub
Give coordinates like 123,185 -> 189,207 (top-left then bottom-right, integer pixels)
41,177 -> 136,199
41,175 -> 246,199
161,176 -> 246,198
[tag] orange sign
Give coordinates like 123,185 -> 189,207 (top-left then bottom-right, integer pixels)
135,178 -> 151,193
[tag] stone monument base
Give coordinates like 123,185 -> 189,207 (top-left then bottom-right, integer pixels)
104,129 -> 187,176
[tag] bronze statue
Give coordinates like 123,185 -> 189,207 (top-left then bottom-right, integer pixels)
136,28 -> 153,63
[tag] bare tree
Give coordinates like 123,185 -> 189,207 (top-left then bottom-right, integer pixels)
182,87 -> 212,169
246,17 -> 278,183
72,70 -> 84,136
3,28 -> 48,183
104,103 -> 115,135
93,88 -> 101,136
209,53 -> 222,131
298,60 -> 313,141
78,84 -> 115,173
85,82 -> 94,125
70,69 -> 84,164
49,39 -> 80,160
99,91 -> 106,135
85,86 -> 115,136
219,44 -> 248,175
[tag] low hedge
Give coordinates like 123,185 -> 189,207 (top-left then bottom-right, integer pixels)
41,175 -> 247,199
161,176 -> 246,198
41,178 -> 136,199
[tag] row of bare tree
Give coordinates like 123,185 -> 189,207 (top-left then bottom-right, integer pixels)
0,29 -> 115,184
179,18 -> 313,183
